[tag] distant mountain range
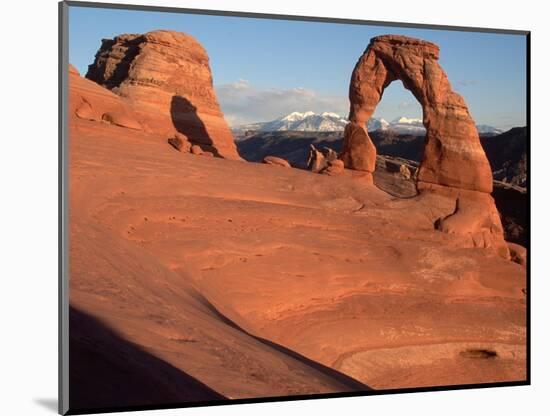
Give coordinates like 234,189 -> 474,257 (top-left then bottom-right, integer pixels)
233,111 -> 503,137
234,112 -> 348,134
476,124 -> 505,135
236,126 -> 526,188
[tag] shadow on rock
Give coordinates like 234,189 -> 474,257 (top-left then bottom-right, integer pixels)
69,305 -> 225,413
170,95 -> 220,157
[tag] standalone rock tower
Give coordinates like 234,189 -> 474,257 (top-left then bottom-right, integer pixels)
86,30 -> 241,160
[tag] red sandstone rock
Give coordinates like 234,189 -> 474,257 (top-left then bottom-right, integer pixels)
69,63 -> 143,131
340,123 -> 376,173
420,182 -> 509,258
68,70 -> 526,394
342,35 -> 508,257
101,111 -> 142,130
344,169 -> 374,184
68,110 -> 525,393
322,147 -> 338,163
167,134 -> 191,153
86,30 -> 240,160
344,35 -> 492,193
74,98 -> 96,121
307,145 -> 328,173
507,242 -> 527,267
190,145 -> 203,155
321,159 -> 345,176
69,64 -> 80,76
263,156 -> 291,168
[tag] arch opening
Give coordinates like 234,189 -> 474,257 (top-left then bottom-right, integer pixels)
369,80 -> 425,162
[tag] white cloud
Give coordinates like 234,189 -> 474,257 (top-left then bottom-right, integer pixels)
215,80 -> 348,126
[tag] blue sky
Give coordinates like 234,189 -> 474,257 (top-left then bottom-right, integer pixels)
69,5 -> 527,129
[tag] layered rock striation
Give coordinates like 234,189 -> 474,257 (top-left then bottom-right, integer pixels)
86,30 -> 240,159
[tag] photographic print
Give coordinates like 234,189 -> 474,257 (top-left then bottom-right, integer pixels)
60,1 -> 529,414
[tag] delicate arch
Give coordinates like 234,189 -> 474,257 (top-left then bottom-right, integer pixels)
340,35 -> 493,194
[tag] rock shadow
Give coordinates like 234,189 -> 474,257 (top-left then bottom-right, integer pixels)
170,95 -> 220,157
193,294 -> 372,392
86,37 -> 142,89
68,305 -> 225,413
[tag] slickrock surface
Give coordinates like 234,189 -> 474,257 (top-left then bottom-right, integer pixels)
68,66 -> 526,408
263,156 -> 291,167
86,30 -> 240,159
69,63 -> 143,131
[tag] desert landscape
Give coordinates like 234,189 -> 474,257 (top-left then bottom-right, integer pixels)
67,28 -> 527,412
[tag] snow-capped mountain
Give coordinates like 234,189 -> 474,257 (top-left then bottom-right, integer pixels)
233,111 -> 390,134
389,116 -> 425,134
476,124 -> 504,136
387,117 -> 505,136
233,112 -> 502,137
258,111 -> 348,132
368,117 -> 390,132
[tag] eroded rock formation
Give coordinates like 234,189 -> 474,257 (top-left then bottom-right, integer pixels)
342,35 -> 508,257
307,145 -> 328,173
322,147 -> 338,163
263,156 -> 291,168
167,132 -> 192,153
86,30 -> 240,160
321,159 -> 345,176
69,63 -> 143,131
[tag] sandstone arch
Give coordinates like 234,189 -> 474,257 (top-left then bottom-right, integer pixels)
341,35 -> 509,258
341,35 -> 493,193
